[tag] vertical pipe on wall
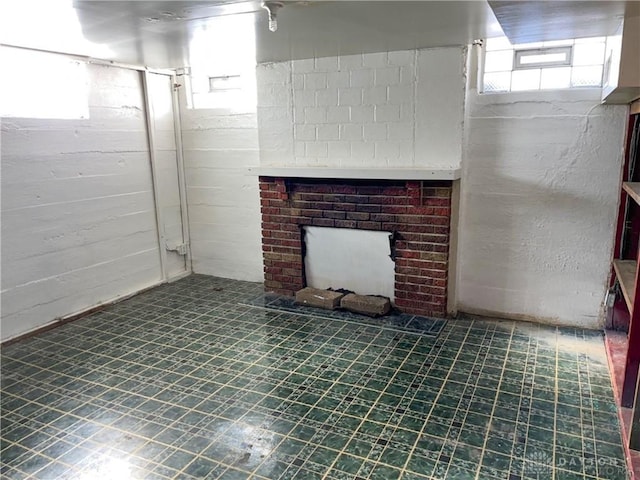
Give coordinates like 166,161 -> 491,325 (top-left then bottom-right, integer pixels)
141,70 -> 168,281
170,74 -> 193,272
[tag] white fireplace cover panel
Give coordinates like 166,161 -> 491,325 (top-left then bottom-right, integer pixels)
303,226 -> 395,302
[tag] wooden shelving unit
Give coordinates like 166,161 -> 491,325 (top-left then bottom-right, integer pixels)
632,375 -> 640,451
624,182 -> 640,207
614,258 -> 637,310
610,99 -> 640,474
615,253 -> 640,409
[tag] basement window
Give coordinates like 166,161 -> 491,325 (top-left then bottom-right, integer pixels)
514,47 -> 572,68
0,46 -> 89,119
482,36 -> 606,93
188,72 -> 255,110
184,15 -> 256,111
208,75 -> 242,92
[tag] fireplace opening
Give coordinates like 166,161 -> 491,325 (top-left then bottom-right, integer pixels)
303,226 -> 395,302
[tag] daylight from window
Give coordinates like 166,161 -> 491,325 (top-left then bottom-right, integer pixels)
187,14 -> 256,110
483,36 -> 607,93
0,47 -> 89,119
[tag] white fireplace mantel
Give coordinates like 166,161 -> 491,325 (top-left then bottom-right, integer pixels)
247,167 -> 461,181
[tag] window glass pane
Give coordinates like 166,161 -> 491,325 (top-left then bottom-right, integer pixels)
481,35 -> 606,93
483,72 -> 511,92
571,65 -> 603,86
540,67 -> 571,89
190,74 -> 209,94
485,36 -> 512,51
511,69 -> 541,91
209,75 -> 242,91
485,50 -> 513,72
519,51 -> 569,66
187,14 -> 256,110
572,42 -> 605,66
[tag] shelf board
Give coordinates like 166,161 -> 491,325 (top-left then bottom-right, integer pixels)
623,182 -> 640,206
614,259 -> 637,312
248,167 -> 461,180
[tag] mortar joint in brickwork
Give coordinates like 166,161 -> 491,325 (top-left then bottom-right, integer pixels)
259,177 -> 452,318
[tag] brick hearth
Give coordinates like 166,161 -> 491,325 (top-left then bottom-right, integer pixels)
259,177 -> 452,317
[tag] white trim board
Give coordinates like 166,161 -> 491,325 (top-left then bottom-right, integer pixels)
248,167 -> 461,180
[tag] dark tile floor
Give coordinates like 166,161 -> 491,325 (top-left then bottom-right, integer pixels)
245,294 -> 447,337
0,275 -> 629,479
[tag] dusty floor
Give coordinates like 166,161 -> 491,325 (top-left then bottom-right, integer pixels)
0,275 -> 628,479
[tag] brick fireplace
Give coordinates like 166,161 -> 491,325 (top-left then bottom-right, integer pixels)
259,176 -> 453,317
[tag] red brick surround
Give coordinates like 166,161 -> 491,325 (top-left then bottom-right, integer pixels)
259,177 -> 452,317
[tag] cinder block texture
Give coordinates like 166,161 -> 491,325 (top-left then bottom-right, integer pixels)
295,287 -> 345,310
256,47 -> 465,168
341,294 -> 391,317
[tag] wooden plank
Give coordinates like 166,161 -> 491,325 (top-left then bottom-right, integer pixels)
624,182 -> 640,206
622,245 -> 640,407
630,373 -> 640,450
631,98 -> 640,116
614,259 -> 637,312
623,308 -> 640,407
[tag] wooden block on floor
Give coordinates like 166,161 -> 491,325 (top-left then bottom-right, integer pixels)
295,287 -> 345,310
341,293 -> 391,317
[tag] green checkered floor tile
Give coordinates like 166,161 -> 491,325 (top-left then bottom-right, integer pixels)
0,275 -> 629,479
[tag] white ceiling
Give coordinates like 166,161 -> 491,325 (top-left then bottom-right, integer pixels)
0,1 -> 631,69
489,1 -> 634,44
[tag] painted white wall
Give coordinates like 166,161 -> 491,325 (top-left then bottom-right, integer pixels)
2,44 -> 626,337
177,84 -> 263,282
144,72 -> 188,279
180,47 -> 465,285
257,47 -> 466,169
458,85 -> 627,328
1,62 -> 165,341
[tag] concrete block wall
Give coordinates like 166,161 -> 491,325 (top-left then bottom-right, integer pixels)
1,61 -> 165,341
257,47 -> 465,169
458,87 -> 627,328
3,45 -> 625,335
290,51 -> 415,167
177,85 -> 263,282
259,177 -> 452,317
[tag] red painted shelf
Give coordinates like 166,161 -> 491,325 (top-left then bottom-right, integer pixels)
608,100 -> 640,478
